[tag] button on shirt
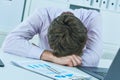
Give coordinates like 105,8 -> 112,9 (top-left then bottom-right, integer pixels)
2,7 -> 103,67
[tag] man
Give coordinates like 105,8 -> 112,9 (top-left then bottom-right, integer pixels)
2,7 -> 103,67
48,12 -> 87,57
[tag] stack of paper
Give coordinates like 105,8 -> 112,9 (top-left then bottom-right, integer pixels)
12,60 -> 91,80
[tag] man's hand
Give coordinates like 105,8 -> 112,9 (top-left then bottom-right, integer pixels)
54,55 -> 82,67
40,50 -> 82,67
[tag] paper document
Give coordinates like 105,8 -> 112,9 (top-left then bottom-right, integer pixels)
12,60 -> 91,80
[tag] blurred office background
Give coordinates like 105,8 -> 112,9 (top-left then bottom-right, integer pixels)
0,0 -> 120,60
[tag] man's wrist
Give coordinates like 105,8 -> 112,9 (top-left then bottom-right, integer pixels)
40,50 -> 57,62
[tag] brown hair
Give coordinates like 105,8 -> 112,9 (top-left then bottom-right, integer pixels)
48,12 -> 87,57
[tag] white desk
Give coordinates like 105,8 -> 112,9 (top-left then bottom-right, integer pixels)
0,50 -> 112,80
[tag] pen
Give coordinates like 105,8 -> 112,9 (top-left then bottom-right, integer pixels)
44,64 -> 61,74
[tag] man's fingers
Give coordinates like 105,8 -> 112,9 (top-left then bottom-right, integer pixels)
70,56 -> 78,66
54,54 -> 82,67
67,55 -> 82,67
72,55 -> 82,66
77,55 -> 82,63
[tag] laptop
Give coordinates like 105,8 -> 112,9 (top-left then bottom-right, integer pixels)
77,48 -> 120,80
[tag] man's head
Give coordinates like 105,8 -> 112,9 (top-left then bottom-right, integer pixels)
48,12 -> 87,57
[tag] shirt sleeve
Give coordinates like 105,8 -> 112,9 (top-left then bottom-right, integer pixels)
81,12 -> 103,67
2,8 -> 45,59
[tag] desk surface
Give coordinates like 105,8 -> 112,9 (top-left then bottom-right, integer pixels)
0,50 -> 112,80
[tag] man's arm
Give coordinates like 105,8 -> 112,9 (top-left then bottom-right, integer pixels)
41,50 -> 82,67
81,12 -> 103,67
2,9 -> 45,59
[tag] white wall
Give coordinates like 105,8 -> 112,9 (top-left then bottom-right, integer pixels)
102,10 -> 120,45
24,0 -> 70,19
101,10 -> 120,59
0,0 -> 25,33
0,0 -> 25,47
